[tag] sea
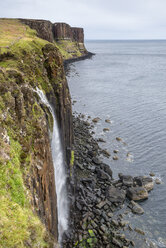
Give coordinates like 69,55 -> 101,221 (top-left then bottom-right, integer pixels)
67,40 -> 166,248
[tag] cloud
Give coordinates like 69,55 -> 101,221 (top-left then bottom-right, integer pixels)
1,0 -> 166,39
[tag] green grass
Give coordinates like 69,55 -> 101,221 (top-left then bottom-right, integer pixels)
0,19 -> 84,247
55,40 -> 82,59
70,150 -> 74,166
0,135 -> 52,247
0,196 -> 50,248
0,19 -> 57,247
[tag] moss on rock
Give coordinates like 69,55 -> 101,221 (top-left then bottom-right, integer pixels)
0,19 -> 65,247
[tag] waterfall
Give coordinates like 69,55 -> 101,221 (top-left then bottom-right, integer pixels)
35,88 -> 68,243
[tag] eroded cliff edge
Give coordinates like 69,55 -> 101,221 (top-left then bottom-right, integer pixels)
19,18 -> 92,61
0,19 -> 74,247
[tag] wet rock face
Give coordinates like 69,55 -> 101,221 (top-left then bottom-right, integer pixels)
42,43 -> 73,165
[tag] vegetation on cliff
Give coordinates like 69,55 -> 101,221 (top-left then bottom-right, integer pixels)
55,40 -> 83,60
0,18 -> 72,247
19,18 -> 88,61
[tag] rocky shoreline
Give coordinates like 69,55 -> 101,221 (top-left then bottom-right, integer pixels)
63,114 -> 157,248
63,52 -> 95,68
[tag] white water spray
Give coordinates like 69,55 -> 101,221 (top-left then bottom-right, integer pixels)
36,88 -> 68,243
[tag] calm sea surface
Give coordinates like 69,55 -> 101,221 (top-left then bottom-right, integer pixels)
67,40 -> 166,247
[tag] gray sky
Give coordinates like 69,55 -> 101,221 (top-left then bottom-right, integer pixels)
1,0 -> 166,39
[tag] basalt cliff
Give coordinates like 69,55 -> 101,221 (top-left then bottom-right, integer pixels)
19,19 -> 91,61
0,18 -> 85,247
0,18 -> 156,248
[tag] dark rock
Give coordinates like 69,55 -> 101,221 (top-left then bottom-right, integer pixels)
87,150 -> 96,157
76,201 -> 82,211
113,155 -> 118,160
134,176 -> 154,191
76,162 -> 84,170
107,185 -> 126,203
107,212 -> 113,218
105,119 -> 111,123
100,225 -> 107,233
92,117 -> 101,123
101,149 -> 111,158
96,201 -> 107,209
103,128 -> 110,132
92,157 -> 101,165
134,228 -> 145,235
96,168 -> 110,181
103,165 -> 113,178
120,175 -> 133,187
115,183 -> 123,188
128,200 -> 144,215
112,238 -> 122,247
127,187 -> 148,201
93,209 -> 102,216
155,178 -> 161,184
97,138 -> 106,143
130,240 -> 135,246
20,19 -> 54,42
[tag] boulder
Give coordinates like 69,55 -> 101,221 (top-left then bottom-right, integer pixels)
101,149 -> 111,158
127,187 -> 148,201
92,157 -> 101,165
113,155 -> 118,160
107,185 -> 126,203
103,128 -> 110,132
128,200 -> 144,215
97,138 -> 106,143
120,175 -> 133,187
105,119 -> 111,123
92,117 -> 100,123
155,178 -> 161,184
134,228 -> 145,235
101,164 -> 113,178
96,168 -> 110,181
96,200 -> 107,209
87,150 -> 96,158
149,172 -> 155,177
112,238 -> 122,248
134,176 -> 154,191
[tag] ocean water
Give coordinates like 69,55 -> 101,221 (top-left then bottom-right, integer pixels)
67,40 -> 166,247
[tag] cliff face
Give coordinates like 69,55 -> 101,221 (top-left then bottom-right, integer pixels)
19,19 -> 89,60
0,19 -> 73,247
20,19 -> 54,42
71,27 -> 84,43
53,23 -> 84,43
53,23 -> 73,41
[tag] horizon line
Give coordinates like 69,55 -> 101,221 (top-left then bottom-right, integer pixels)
85,38 -> 166,41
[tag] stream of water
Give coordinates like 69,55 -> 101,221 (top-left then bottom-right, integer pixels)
36,88 -> 68,244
